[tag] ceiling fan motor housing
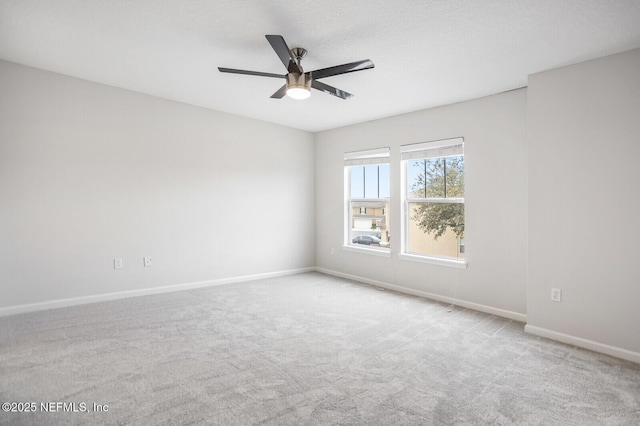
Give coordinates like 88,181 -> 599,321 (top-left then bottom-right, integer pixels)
286,72 -> 311,91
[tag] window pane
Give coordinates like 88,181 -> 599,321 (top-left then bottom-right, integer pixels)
378,164 -> 390,198
407,159 -> 445,198
407,156 -> 464,199
364,165 -> 379,198
350,164 -> 390,200
407,160 -> 425,197
445,155 -> 464,198
407,202 -> 464,259
350,166 -> 364,198
351,200 -> 390,250
425,159 -> 445,198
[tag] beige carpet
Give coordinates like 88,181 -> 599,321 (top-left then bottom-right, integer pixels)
1,272 -> 639,425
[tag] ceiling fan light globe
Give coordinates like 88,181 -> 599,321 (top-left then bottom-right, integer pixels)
286,86 -> 311,100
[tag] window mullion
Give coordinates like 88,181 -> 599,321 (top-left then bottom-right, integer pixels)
406,198 -> 464,204
423,159 -> 427,198
444,158 -> 447,198
377,165 -> 380,198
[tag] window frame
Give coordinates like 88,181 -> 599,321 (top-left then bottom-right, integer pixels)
400,138 -> 467,268
344,148 -> 391,257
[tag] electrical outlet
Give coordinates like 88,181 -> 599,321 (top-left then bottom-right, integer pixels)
114,258 -> 123,269
144,257 -> 152,267
551,288 -> 562,302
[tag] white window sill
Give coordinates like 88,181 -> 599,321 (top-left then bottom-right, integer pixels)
398,253 -> 467,269
342,245 -> 391,258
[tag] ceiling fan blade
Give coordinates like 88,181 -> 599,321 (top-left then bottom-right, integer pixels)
308,59 -> 374,80
311,80 -> 354,100
270,85 -> 287,99
265,35 -> 302,73
218,67 -> 285,79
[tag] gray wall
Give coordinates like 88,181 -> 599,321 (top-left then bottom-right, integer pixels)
0,60 -> 315,310
527,48 -> 640,358
315,89 -> 528,320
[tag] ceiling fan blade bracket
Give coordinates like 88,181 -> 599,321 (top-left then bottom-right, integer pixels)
287,61 -> 301,73
266,35 -> 302,74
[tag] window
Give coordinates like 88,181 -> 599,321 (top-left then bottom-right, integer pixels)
401,138 -> 464,262
345,148 -> 390,252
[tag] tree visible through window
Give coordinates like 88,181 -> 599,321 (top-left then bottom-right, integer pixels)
410,156 -> 464,238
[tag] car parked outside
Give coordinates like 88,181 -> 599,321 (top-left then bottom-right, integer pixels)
352,235 -> 382,246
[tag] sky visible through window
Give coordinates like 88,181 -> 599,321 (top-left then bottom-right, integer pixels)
406,156 -> 464,198
350,165 -> 390,198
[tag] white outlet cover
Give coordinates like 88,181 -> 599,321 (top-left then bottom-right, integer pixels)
144,257 -> 152,267
114,258 -> 123,269
551,288 -> 562,302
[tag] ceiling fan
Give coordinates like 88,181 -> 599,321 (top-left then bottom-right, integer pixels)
218,35 -> 374,100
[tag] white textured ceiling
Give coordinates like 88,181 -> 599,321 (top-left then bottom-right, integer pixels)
1,0 -> 640,132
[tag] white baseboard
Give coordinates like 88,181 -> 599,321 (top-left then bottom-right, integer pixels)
0,267 -> 315,317
314,267 -> 527,323
524,324 -> 640,364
